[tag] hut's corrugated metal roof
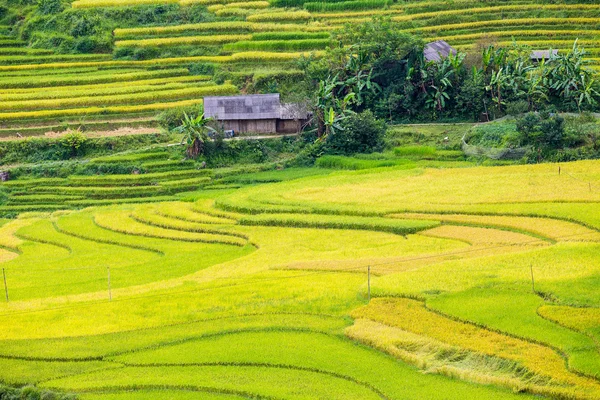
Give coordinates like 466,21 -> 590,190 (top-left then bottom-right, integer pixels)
204,94 -> 281,121
424,40 -> 456,62
531,49 -> 558,60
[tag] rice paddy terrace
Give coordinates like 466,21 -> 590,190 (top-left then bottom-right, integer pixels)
1,0 -> 600,136
0,155 -> 600,399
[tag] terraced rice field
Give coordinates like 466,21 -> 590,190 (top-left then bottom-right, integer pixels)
1,0 -> 599,132
0,158 -> 599,399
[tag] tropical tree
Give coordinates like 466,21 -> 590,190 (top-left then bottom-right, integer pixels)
173,113 -> 216,158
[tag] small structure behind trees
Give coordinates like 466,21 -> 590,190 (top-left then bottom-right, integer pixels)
424,40 -> 457,63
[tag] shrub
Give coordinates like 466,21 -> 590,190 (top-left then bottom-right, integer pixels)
60,129 -> 87,157
516,112 -> 565,150
324,110 -> 386,155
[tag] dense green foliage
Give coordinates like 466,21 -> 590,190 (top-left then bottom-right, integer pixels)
3,0 -> 213,54
302,21 -> 600,124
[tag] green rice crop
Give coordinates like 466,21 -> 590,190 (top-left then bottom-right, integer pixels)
315,155 -> 415,170
239,213 -> 439,235
251,31 -> 330,40
223,38 -> 330,52
394,146 -> 437,157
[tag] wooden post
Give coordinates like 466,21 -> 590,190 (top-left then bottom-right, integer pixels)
530,264 -> 535,293
558,166 -> 561,175
2,268 -> 8,302
367,265 -> 371,302
107,267 -> 112,301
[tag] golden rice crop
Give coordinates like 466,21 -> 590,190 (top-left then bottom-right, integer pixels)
0,68 -> 189,89
350,298 -> 600,398
538,305 -> 600,334
215,8 -> 253,17
390,4 -> 600,23
94,209 -> 246,246
0,51 -> 320,72
72,0 -> 177,7
246,10 -> 311,22
115,34 -> 252,48
410,18 -> 600,33
224,1 -> 269,8
0,84 -> 236,111
418,225 -> 543,246
0,98 -> 204,121
436,30 -> 600,43
114,22 -> 332,38
0,82 -> 209,102
313,9 -> 402,19
114,22 -> 254,37
0,76 -> 211,98
390,213 -> 600,242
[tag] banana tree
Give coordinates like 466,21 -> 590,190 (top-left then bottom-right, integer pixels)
173,113 -> 216,158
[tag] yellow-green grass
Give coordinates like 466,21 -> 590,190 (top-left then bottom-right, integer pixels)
434,30 -> 600,44
80,391 -> 248,400
0,75 -> 211,95
390,212 -> 600,242
0,68 -> 190,88
246,10 -> 312,22
0,84 -> 236,111
0,98 -> 204,121
0,157 -> 599,399
349,298 -> 600,399
155,201 -> 238,225
0,358 -> 116,386
130,204 -> 247,240
107,329 -> 537,399
0,81 -> 212,103
538,305 -> 600,342
0,313 -> 345,359
113,21 -> 332,38
216,161 -> 600,225
409,17 -> 600,33
419,224 -> 545,245
388,4 -> 600,23
72,0 -> 178,8
115,34 -> 252,48
428,287 -> 600,380
0,215 -> 252,301
0,51 -> 323,72
94,209 -> 247,246
239,213 -> 439,235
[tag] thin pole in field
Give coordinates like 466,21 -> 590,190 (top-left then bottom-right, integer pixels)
367,265 -> 371,302
530,264 -> 535,293
107,266 -> 112,301
2,268 -> 8,302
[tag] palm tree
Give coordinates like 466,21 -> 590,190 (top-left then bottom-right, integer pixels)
173,113 -> 216,158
